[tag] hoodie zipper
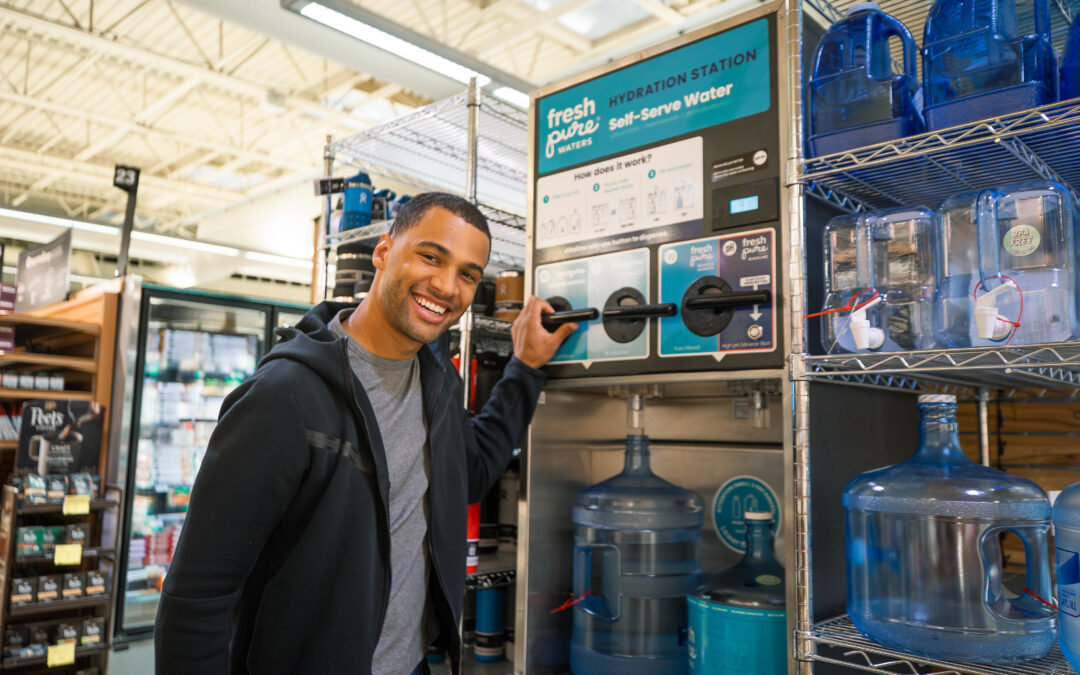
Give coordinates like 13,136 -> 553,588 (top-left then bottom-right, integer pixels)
339,339 -> 392,675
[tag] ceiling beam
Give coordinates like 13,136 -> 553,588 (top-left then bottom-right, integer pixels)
629,0 -> 685,24
477,0 -> 595,60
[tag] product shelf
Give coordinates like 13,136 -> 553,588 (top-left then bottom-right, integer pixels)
8,596 -> 109,618
16,499 -> 118,515
809,615 -> 1076,674
799,97 -> 1080,213
332,93 -> 528,216
13,548 -> 114,565
0,352 -> 97,373
0,388 -> 93,401
0,313 -> 99,337
805,343 -> 1080,397
466,549 -> 516,590
1,643 -> 107,668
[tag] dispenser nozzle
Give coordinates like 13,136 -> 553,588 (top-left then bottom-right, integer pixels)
627,393 -> 646,436
974,282 -> 1014,340
850,295 -> 885,350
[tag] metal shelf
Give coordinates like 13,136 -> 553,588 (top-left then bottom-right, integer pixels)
809,615 -> 1075,674
805,343 -> 1080,397
430,653 -> 516,675
332,93 -> 528,215
466,549 -> 516,590
799,97 -> 1080,213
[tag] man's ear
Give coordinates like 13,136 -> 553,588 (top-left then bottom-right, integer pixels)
371,233 -> 392,271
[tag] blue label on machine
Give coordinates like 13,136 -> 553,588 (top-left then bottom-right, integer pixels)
713,476 -> 780,553
687,597 -> 787,675
536,19 -> 771,175
658,229 -> 775,358
535,248 -> 650,365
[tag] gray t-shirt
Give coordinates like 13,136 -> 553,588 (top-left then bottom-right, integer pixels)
330,310 -> 437,674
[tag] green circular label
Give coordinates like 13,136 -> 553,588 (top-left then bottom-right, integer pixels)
1004,224 -> 1040,256
712,476 -> 780,553
756,574 -> 782,586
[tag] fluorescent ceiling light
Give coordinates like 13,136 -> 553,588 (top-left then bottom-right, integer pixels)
491,87 -> 530,109
131,231 -> 240,257
0,208 -> 118,236
245,251 -> 314,269
300,3 -> 491,86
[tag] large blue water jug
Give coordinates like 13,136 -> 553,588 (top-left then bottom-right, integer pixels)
922,0 -> 1057,129
821,206 -> 939,353
845,394 -> 1056,663
1061,17 -> 1080,100
341,171 -> 372,231
935,181 -> 1079,347
571,435 -> 703,675
807,2 -> 923,156
687,512 -> 786,675
1054,482 -> 1080,670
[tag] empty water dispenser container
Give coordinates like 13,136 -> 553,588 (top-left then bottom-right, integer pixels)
807,2 -> 924,156
821,207 -> 938,353
922,0 -> 1057,130
935,181 -> 1079,347
844,394 -> 1056,663
571,434 -> 703,675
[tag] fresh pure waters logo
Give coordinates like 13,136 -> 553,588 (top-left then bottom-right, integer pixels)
544,96 -> 600,160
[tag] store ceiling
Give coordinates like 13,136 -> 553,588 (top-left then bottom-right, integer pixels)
0,0 -> 738,291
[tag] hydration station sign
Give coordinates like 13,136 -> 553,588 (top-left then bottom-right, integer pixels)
536,18 -> 771,176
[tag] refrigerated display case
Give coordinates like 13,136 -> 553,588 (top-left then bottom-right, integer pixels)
114,287 -> 308,638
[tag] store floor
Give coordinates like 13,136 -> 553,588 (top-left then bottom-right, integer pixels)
110,641 -> 515,674
111,640 -> 154,674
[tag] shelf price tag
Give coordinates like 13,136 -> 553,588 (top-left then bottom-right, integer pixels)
62,495 -> 90,516
53,544 -> 82,566
46,643 -> 75,667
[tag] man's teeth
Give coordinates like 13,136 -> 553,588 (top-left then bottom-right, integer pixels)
415,295 -> 446,315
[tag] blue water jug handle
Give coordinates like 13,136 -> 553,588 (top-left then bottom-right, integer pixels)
573,543 -> 620,622
877,16 -> 917,80
979,525 -> 1056,622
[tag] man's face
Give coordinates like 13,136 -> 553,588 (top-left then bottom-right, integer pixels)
371,206 -> 490,347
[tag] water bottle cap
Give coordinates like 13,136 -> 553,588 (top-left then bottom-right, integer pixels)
745,511 -> 775,521
844,1 -> 881,16
918,394 -> 956,404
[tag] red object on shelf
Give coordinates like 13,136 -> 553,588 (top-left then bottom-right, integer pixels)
467,503 -> 481,574
449,355 -> 479,411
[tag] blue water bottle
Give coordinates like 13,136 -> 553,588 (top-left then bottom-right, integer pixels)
1055,483 -> 1080,670
922,0 -> 1057,129
1062,17 -> 1080,100
687,512 -> 786,675
807,2 -> 923,156
341,171 -> 372,231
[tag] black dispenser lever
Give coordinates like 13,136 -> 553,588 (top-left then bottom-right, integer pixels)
601,303 -> 678,320
684,289 -> 772,310
542,307 -> 599,328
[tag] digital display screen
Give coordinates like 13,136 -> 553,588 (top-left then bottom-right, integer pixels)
730,195 -> 759,214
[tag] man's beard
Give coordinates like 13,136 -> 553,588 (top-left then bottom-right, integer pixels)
377,274 -> 458,345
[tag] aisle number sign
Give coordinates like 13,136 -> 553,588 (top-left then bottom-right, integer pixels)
536,18 -> 771,175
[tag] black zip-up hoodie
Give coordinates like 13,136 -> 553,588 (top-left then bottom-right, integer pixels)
154,302 -> 545,674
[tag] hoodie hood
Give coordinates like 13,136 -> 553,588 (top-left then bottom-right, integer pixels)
262,301 -> 356,397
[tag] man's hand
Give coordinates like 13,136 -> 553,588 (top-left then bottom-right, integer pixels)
511,295 -> 578,369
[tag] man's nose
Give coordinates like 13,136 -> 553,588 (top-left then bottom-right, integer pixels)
429,266 -> 456,298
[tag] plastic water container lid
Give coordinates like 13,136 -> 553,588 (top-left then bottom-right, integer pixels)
918,394 -> 956,404
844,1 -> 881,16
745,511 -> 775,521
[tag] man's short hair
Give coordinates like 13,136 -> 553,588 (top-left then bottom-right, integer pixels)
389,192 -> 490,239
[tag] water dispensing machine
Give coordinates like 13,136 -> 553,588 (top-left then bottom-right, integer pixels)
516,5 -> 801,673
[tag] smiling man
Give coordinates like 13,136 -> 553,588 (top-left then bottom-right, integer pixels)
155,193 -> 577,675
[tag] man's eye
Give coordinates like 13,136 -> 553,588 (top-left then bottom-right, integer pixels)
421,253 -> 439,263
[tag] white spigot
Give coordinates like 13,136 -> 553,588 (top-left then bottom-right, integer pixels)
974,282 -> 1014,341
850,296 -> 885,351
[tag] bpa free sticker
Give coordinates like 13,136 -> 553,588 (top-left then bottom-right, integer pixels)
1004,224 -> 1041,256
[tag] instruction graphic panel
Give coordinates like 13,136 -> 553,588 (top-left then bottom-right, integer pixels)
535,137 -> 703,264
659,228 -> 775,358
536,247 -> 650,365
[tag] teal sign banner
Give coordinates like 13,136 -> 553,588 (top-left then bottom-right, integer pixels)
536,18 -> 771,176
